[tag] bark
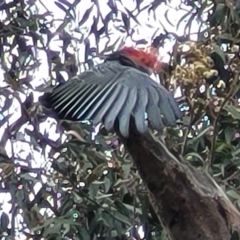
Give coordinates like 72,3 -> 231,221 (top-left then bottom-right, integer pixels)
119,128 -> 240,240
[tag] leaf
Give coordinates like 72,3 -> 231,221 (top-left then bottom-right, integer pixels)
121,12 -> 130,34
95,193 -> 113,200
78,5 -> 94,26
139,194 -> 149,221
227,190 -> 240,200
78,227 -> 91,240
54,1 -> 68,13
188,126 -> 212,145
185,152 -> 204,163
0,212 -> 9,232
232,147 -> 240,157
57,0 -> 72,7
164,9 -> 174,27
107,0 -> 118,14
113,211 -> 131,226
86,163 -> 107,185
42,223 -> 62,238
113,219 -> 123,236
215,140 -> 231,151
104,176 -> 111,192
176,9 -> 193,31
114,200 -> 131,218
224,127 -> 235,144
122,163 -> 131,177
101,212 -> 114,228
210,3 -> 227,26
217,33 -> 240,43
224,104 -> 240,120
88,213 -> 100,234
124,8 -> 140,25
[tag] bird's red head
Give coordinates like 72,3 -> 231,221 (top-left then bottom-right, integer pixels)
120,46 -> 161,73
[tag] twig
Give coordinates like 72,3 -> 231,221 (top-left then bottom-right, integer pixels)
79,190 -> 132,227
181,98 -> 193,155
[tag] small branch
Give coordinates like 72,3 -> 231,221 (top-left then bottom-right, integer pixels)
66,130 -> 87,143
79,190 -> 132,227
181,98 -> 193,155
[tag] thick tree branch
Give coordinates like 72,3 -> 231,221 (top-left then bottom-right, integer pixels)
119,126 -> 240,240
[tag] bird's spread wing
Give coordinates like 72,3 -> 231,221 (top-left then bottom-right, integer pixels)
42,63 -> 182,137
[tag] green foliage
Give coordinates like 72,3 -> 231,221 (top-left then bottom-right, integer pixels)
1,0 -> 240,239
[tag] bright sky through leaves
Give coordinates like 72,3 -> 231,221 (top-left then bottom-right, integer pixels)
0,0 -> 206,238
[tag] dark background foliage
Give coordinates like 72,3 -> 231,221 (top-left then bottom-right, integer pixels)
0,0 -> 240,239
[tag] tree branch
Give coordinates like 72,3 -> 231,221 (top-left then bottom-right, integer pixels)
119,126 -> 240,240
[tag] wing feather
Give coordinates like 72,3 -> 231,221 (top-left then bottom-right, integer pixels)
132,88 -> 149,134
63,84 -> 97,118
74,80 -> 118,119
53,84 -> 94,115
116,88 -> 137,137
42,61 -> 182,136
156,88 -> 176,125
90,85 -> 124,126
167,95 -> 183,119
146,88 -> 163,131
82,84 -> 122,121
102,85 -> 129,132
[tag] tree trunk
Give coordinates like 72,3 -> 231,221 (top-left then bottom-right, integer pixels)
119,128 -> 240,240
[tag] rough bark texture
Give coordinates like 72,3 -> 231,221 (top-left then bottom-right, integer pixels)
119,128 -> 240,240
